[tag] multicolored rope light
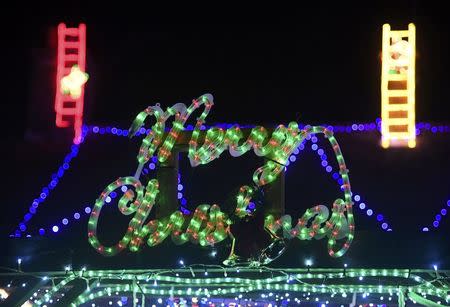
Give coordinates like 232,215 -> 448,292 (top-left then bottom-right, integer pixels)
87,94 -> 354,263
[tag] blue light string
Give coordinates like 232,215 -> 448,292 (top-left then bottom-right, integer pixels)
13,126 -> 89,237
421,199 -> 450,232
285,132 -> 392,231
14,120 -> 449,237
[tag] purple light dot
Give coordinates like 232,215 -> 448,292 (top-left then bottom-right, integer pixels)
366,209 -> 373,216
358,124 -> 364,131
40,193 -> 47,199
285,160 -> 290,167
110,191 -> 117,198
447,200 -> 450,207
24,213 -> 32,221
39,228 -> 45,235
105,196 -> 112,203
139,127 -> 146,134
116,129 -> 123,136
121,186 -> 128,192
416,128 -> 421,136
289,155 -> 296,162
293,148 -> 299,155
321,160 -> 328,167
299,144 -> 305,150
441,209 -> 447,216
431,127 -> 437,133
436,214 -> 441,221
433,221 -> 439,228
317,149 -> 324,155
311,136 -> 318,143
50,180 -> 58,187
111,127 -> 117,134
20,224 -> 26,232
359,203 -> 366,210
84,207 -> 91,214
93,126 -> 99,133
122,130 -> 128,136
376,214 -> 384,222
325,166 -> 332,173
332,173 -> 339,180
149,163 -> 156,170
52,226 -> 59,233
74,213 -> 80,220
32,201 -> 39,208
354,195 -> 360,202
320,154 -> 327,161
351,124 -> 358,131
63,163 -> 69,170
381,223 -> 388,229
181,198 -> 187,206
338,178 -> 343,185
311,144 -> 318,151
29,207 -> 36,214
177,192 -> 183,199
62,218 -> 68,225
177,184 -> 183,191
422,227 -> 429,232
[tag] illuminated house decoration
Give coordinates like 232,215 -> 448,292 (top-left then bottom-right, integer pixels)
87,94 -> 355,264
60,65 -> 88,99
381,23 -> 416,148
55,23 -> 87,144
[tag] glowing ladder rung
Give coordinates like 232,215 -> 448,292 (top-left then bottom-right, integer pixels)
64,41 -> 81,49
387,90 -> 408,97
64,28 -> 80,36
387,118 -> 409,125
389,30 -> 409,37
387,104 -> 410,111
387,74 -> 407,81
64,54 -> 79,61
57,108 -> 79,115
387,103 -> 410,112
388,132 -> 411,137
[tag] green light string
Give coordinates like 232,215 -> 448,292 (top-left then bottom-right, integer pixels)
409,291 -> 450,307
34,275 -> 75,305
265,126 -> 354,258
70,282 -> 449,307
27,268 -> 448,306
88,94 -> 354,261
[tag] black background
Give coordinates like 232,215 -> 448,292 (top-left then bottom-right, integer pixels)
1,2 -> 450,270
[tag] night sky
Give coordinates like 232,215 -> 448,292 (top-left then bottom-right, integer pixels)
3,2 -> 450,136
2,3 -> 450,268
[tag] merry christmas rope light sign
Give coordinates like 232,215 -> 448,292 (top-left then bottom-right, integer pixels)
87,94 -> 355,265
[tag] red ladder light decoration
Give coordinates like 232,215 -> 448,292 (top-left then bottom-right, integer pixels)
55,23 -> 87,144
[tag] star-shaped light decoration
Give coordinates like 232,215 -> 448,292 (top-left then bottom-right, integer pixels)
60,65 -> 89,99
